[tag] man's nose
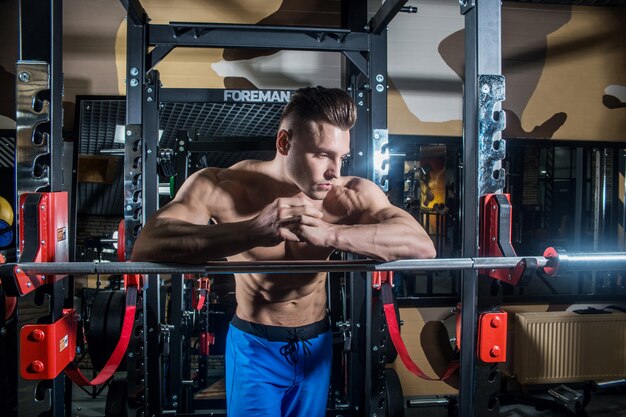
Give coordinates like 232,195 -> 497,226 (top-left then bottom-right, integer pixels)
325,158 -> 341,179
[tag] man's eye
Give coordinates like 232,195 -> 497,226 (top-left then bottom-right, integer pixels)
317,153 -> 329,158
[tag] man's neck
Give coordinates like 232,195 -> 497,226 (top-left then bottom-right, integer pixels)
260,158 -> 301,197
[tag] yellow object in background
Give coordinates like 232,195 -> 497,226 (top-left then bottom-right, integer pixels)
0,196 -> 14,226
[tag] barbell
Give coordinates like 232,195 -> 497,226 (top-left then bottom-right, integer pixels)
2,248 -> 625,277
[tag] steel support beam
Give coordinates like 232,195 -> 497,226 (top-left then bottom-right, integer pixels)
124,5 -> 150,416
144,72 -> 162,417
369,0 -> 409,35
343,42 -> 370,417
574,148 -> 584,250
15,1 -> 67,416
167,275 -> 184,412
459,1 -> 504,416
119,0 -> 146,26
148,24 -> 369,52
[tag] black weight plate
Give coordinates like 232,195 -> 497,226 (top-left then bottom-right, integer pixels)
87,290 -> 126,371
105,376 -> 128,417
372,292 -> 400,364
385,368 -> 404,417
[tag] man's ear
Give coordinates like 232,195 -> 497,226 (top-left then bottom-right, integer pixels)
276,129 -> 291,155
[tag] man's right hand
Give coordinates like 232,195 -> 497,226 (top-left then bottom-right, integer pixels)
248,197 -> 324,247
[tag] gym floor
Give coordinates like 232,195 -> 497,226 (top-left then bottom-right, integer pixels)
71,382 -> 626,417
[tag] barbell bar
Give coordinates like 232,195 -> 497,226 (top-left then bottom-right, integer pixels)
1,248 -> 625,277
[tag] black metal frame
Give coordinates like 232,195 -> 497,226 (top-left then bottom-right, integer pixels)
14,1 -> 71,417
118,1 -> 406,416
460,1 -> 505,416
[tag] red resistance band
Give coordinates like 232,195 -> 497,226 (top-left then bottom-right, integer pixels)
65,285 -> 137,386
195,292 -> 206,311
192,278 -> 210,311
381,282 -> 458,381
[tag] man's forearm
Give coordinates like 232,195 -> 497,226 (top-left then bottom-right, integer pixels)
131,217 -> 256,263
329,221 -> 436,262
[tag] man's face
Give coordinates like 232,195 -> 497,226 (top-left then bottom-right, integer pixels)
283,120 -> 351,200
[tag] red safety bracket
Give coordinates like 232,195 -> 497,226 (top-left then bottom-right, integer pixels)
20,309 -> 77,380
477,311 -> 507,363
193,277 -> 211,311
198,277 -> 210,291
199,332 -> 215,356
372,270 -> 394,289
123,273 -> 143,291
10,192 -> 69,296
479,193 -> 528,285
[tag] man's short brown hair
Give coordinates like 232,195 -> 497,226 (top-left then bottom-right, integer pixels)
280,86 -> 357,131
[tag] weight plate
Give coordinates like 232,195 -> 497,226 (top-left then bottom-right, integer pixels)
385,368 -> 404,417
105,376 -> 128,417
87,290 -> 127,372
372,291 -> 400,364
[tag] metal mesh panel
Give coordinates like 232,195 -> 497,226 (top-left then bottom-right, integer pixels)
79,100 -> 126,155
194,150 -> 276,170
78,98 -> 284,152
77,96 -> 284,216
77,100 -> 125,216
159,102 -> 283,148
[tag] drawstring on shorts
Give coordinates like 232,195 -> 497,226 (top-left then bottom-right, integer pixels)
279,330 -> 312,365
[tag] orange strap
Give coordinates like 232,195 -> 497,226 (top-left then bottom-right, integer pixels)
381,282 -> 458,380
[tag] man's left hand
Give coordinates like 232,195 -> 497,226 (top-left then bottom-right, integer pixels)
287,215 -> 336,248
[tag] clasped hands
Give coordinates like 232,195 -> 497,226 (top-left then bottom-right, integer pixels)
249,197 -> 333,248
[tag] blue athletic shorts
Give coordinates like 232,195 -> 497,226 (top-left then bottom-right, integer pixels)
225,315 -> 332,417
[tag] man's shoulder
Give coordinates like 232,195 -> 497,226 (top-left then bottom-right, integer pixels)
338,176 -> 381,194
326,176 -> 387,216
194,162 -> 273,200
182,167 -> 245,202
195,164 -> 254,187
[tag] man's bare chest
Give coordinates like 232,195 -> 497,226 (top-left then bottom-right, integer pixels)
213,196 -> 356,226
212,201 -> 351,261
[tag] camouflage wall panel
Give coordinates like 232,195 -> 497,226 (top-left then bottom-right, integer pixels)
2,0 -> 623,141
388,1 -> 626,141
521,6 -> 626,141
387,0 -> 464,136
113,0 -> 342,93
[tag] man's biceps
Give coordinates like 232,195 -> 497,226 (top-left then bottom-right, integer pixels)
158,203 -> 211,224
369,205 -> 408,221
